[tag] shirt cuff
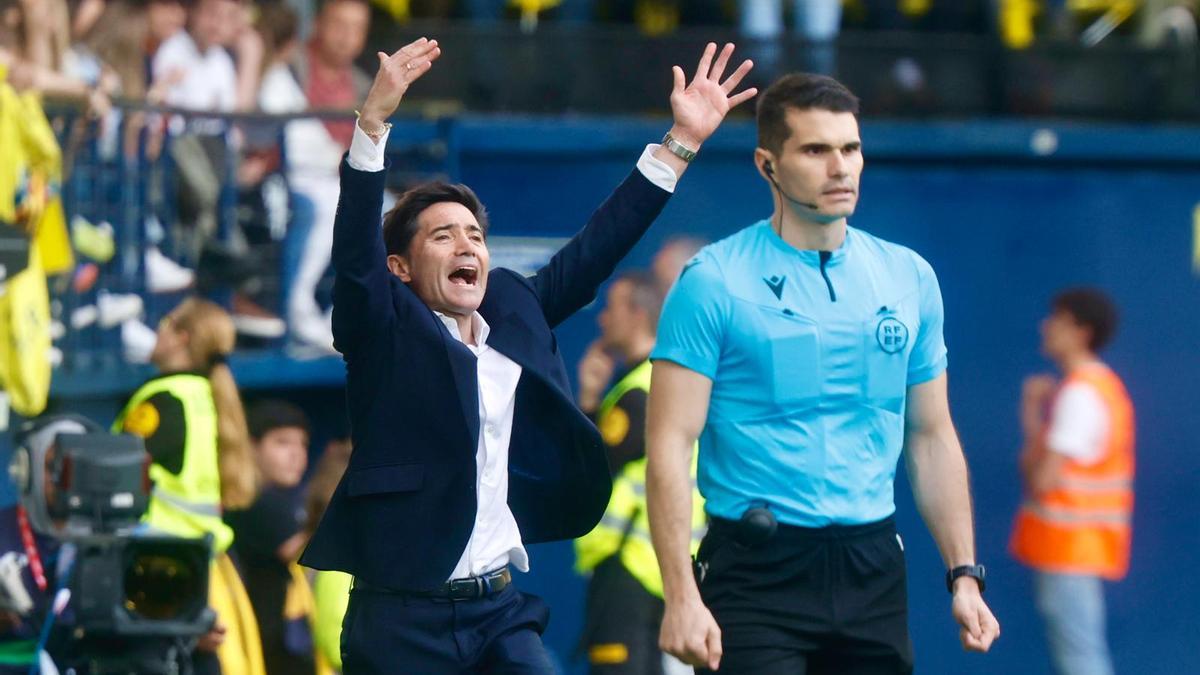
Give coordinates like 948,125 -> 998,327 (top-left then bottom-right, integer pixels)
637,143 -> 679,193
347,122 -> 390,172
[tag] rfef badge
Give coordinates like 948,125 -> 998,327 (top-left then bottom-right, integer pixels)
876,317 -> 909,354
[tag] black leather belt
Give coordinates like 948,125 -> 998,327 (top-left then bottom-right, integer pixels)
353,568 -> 512,600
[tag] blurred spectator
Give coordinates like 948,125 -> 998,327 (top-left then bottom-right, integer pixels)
303,438 -> 353,673
993,0 -> 1194,48
225,399 -> 326,675
574,271 -> 703,675
283,0 -> 371,353
152,0 -> 286,338
114,298 -> 266,674
147,0 -> 187,53
0,501 -> 55,673
738,0 -> 843,78
1138,0 -> 1198,45
1011,288 -> 1134,675
0,0 -> 113,111
650,235 -> 706,293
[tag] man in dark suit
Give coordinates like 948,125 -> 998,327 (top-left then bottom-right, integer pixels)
299,37 -> 757,673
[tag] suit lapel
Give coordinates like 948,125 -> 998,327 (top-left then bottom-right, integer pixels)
436,318 -> 481,450
483,312 -> 538,373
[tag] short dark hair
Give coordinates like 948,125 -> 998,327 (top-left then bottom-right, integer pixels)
247,399 -> 310,441
1052,287 -> 1119,352
382,182 -> 490,257
756,73 -> 860,154
615,270 -> 664,329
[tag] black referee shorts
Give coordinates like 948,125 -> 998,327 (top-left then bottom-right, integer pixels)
695,515 -> 913,675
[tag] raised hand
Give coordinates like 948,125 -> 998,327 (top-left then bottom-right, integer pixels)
667,42 -> 757,150
359,37 -> 442,127
576,340 -> 616,413
1020,373 -> 1057,437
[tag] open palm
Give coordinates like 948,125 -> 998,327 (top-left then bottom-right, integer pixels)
668,43 -> 757,148
361,37 -> 442,122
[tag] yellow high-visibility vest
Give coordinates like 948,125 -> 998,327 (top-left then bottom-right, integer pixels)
574,360 -> 706,598
115,374 -> 234,553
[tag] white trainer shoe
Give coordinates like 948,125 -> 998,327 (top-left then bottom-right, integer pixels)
145,247 -> 195,293
121,318 -> 158,363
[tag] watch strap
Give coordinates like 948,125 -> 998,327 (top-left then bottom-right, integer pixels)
946,564 -> 986,593
661,133 -> 697,163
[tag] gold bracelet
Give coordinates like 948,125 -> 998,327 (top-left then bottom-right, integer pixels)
354,110 -> 392,143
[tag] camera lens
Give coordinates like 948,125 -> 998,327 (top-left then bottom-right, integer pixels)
123,546 -> 204,620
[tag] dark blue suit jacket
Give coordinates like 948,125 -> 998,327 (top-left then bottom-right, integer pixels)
300,159 -> 671,590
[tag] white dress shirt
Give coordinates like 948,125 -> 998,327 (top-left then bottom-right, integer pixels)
345,122 -> 678,579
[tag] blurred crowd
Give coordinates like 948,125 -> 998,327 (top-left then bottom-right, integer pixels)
1,0 -> 1197,386
0,1 -> 1186,673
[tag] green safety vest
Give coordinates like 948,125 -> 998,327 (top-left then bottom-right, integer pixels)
574,360 -> 706,598
114,373 -> 234,553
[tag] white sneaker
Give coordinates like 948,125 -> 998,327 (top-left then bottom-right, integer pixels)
121,318 -> 157,363
231,294 -> 287,339
97,292 -> 144,327
145,247 -> 195,293
72,292 -> 144,329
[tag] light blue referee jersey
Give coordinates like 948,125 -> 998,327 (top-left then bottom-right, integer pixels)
651,220 -> 948,527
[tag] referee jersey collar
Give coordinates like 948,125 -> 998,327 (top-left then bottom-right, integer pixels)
762,220 -> 853,267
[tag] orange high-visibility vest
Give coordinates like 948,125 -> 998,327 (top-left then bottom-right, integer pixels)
1010,363 -> 1135,580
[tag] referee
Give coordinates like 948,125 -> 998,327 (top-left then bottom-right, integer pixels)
644,73 -> 1000,674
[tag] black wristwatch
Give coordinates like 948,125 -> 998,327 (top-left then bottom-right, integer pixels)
946,564 -> 986,594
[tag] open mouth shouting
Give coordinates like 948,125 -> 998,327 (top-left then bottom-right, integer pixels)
449,265 -> 479,286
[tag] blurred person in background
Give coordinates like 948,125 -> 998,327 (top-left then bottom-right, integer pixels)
0,0 -> 112,111
1010,288 -> 1134,675
285,0 -> 372,353
646,72 -> 999,673
115,297 -> 266,675
226,399 -> 330,675
151,0 -> 286,339
299,38 -> 755,672
737,0 -> 842,81
303,438 -> 353,673
574,270 -> 704,675
651,235 -> 706,293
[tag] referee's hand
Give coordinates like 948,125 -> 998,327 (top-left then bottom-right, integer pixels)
952,581 -> 1001,652
660,596 -> 722,670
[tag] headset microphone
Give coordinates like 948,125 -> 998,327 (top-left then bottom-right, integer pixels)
764,161 -> 822,212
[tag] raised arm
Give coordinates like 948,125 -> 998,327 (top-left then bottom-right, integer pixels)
529,43 -> 756,327
330,38 -> 441,353
903,374 -> 1000,653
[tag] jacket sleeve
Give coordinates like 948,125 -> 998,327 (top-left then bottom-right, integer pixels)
528,169 -> 671,328
330,157 -> 405,354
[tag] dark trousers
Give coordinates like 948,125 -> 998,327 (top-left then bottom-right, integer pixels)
696,516 -> 913,675
341,583 -> 553,674
581,557 -> 665,675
